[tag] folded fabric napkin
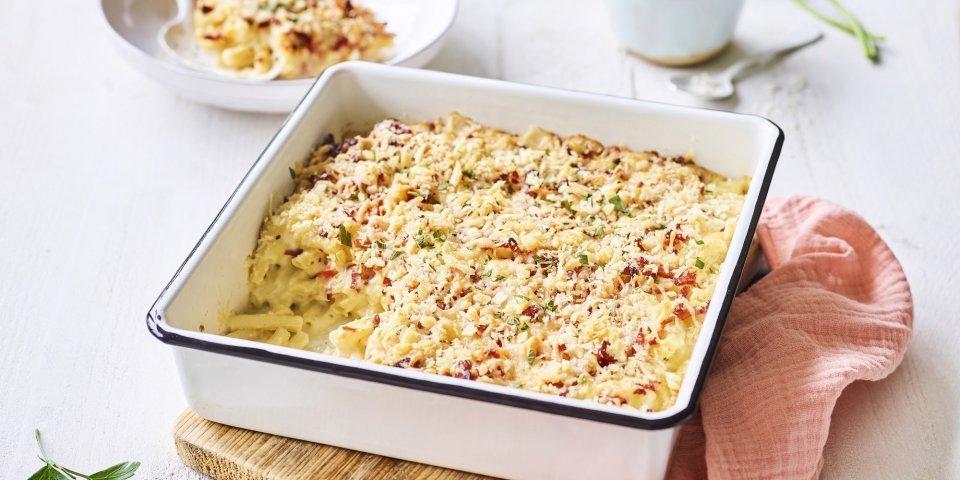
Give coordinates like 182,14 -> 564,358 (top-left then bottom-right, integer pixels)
666,196 -> 914,479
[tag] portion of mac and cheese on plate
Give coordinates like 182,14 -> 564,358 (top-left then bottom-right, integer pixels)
224,113 -> 749,412
193,0 -> 393,79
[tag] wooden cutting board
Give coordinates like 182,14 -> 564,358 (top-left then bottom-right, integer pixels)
174,410 -> 491,480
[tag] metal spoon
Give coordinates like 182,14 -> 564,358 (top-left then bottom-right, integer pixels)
669,28 -> 824,100
158,0 -> 282,81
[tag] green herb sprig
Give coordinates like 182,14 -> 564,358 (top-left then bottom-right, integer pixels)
29,429 -> 139,480
794,0 -> 883,61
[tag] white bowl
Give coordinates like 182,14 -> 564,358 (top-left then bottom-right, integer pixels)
99,0 -> 458,113
148,63 -> 783,480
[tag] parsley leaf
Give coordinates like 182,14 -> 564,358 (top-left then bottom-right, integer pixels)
527,350 -> 536,365
560,200 -> 577,215
578,254 -> 589,265
389,250 -> 403,260
695,257 -> 705,269
493,274 -> 505,281
414,235 -> 434,249
376,240 -> 388,249
695,239 -> 705,245
520,322 -> 529,331
288,166 -> 296,179
338,225 -> 352,247
608,195 -> 631,215
462,169 -> 477,180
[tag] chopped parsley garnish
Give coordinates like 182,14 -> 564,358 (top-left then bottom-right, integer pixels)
532,254 -> 557,267
376,240 -> 388,249
695,239 -> 705,245
585,226 -> 604,238
579,376 -> 587,385
349,191 -> 359,201
493,312 -> 504,318
560,200 -> 577,215
505,318 -> 518,326
428,263 -> 437,272
546,299 -> 557,312
482,269 -> 492,277
438,181 -> 449,191
432,230 -> 445,241
608,195 -> 631,215
578,253 -> 589,265
514,295 -> 530,301
414,235 -> 435,249
462,169 -> 477,180
389,250 -> 403,260
338,225 -> 351,247
655,223 -> 667,230
527,350 -> 536,365
695,257 -> 705,269
520,322 -> 529,331
288,166 -> 296,179
494,274 -> 505,281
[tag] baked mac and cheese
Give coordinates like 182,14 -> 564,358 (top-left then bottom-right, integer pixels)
223,113 -> 749,411
193,0 -> 393,79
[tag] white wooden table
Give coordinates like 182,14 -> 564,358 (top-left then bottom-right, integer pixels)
1,0 -> 957,478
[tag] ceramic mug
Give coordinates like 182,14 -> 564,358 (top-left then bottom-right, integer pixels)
606,0 -> 746,66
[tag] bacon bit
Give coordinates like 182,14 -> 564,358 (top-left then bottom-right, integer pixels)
359,265 -> 376,281
316,268 -> 338,279
674,303 -> 692,321
477,324 -> 489,335
558,344 -> 567,352
198,324 -> 205,332
290,31 -> 313,50
670,155 -> 688,164
469,272 -> 481,282
350,270 -> 361,290
202,33 -> 222,41
372,314 -> 381,326
548,381 -> 565,389
484,348 -> 499,359
382,277 -> 392,287
200,4 -> 213,14
673,271 -> 697,286
695,301 -> 710,315
495,338 -> 503,347
341,326 -> 357,332
332,35 -> 349,50
600,393 -> 628,406
388,121 -> 412,135
493,238 -> 521,258
284,248 -> 303,256
595,340 -> 615,368
680,285 -> 692,298
521,304 -> 541,319
454,360 -> 476,380
626,345 -> 636,357
663,231 -> 689,251
500,171 -> 521,185
394,357 -> 411,368
633,380 -> 660,395
338,138 -> 358,154
408,280 -> 420,291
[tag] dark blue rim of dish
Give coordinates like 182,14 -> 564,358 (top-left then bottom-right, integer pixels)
146,77 -> 784,431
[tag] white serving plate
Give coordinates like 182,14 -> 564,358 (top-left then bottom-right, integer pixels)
148,62 -> 782,480
99,0 -> 457,113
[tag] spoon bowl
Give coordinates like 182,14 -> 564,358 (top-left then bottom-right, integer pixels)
668,28 -> 823,101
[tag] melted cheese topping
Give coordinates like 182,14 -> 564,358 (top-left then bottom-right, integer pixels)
225,113 -> 749,411
193,0 -> 393,79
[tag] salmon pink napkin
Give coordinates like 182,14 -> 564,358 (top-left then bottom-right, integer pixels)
667,196 -> 914,479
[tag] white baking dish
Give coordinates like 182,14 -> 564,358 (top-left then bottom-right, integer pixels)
148,62 -> 782,480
